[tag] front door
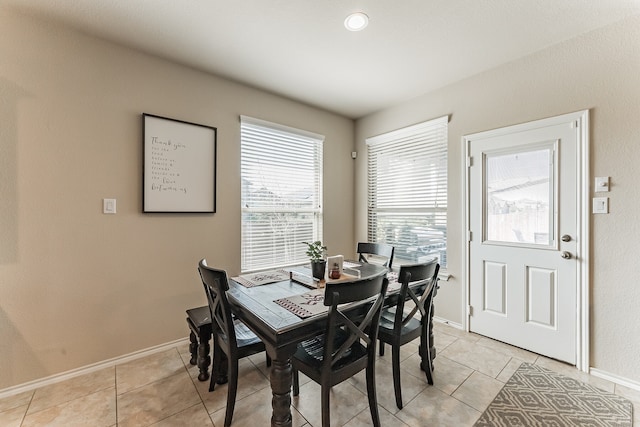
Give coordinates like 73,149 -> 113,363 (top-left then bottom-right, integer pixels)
466,112 -> 587,365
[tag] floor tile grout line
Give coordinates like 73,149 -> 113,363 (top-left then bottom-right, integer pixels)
17,389 -> 34,427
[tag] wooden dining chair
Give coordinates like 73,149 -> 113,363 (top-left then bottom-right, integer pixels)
357,242 -> 395,268
377,259 -> 440,409
198,259 -> 269,427
292,274 -> 389,427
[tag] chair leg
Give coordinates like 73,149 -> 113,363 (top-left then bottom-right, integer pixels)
420,331 -> 434,384
224,358 -> 239,427
423,347 -> 434,385
321,384 -> 331,427
422,338 -> 435,385
420,298 -> 435,385
392,344 -> 403,409
379,340 -> 385,356
366,359 -> 381,427
209,341 -> 222,391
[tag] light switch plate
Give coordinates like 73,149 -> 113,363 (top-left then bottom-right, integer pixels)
103,198 -> 116,214
592,197 -> 608,214
595,176 -> 610,192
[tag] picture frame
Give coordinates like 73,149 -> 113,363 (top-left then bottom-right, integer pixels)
143,113 -> 217,213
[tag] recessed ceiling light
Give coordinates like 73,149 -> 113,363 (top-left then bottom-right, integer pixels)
344,12 -> 369,31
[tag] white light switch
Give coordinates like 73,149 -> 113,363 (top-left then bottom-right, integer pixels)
595,176 -> 610,192
103,198 -> 116,214
592,197 -> 608,214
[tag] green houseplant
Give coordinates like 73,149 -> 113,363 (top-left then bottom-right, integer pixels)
303,241 -> 327,280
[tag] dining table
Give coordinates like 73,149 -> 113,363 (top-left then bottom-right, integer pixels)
226,261 -> 435,427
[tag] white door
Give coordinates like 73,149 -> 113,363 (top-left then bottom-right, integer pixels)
466,112 -> 587,365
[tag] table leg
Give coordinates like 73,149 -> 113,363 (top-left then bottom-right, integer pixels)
270,358 -> 293,427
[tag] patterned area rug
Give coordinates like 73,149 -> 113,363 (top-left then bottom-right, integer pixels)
475,363 -> 633,427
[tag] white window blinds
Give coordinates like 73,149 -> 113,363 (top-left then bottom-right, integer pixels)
366,116 -> 448,267
241,116 -> 324,272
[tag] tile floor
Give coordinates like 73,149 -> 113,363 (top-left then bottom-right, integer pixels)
1,322 -> 638,426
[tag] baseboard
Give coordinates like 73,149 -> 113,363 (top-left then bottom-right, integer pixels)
590,367 -> 640,392
433,316 -> 463,330
0,337 -> 190,400
432,317 -> 640,392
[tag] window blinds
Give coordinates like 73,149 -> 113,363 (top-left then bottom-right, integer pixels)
240,116 -> 324,272
366,116 -> 448,267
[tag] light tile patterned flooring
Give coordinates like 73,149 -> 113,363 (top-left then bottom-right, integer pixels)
1,322 -> 638,426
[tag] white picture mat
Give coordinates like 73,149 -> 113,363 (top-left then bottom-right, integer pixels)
143,114 -> 216,212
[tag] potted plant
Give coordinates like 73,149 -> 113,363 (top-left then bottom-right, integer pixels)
303,241 -> 327,280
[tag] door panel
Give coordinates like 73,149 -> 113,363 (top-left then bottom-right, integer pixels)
484,262 -> 506,315
468,117 -> 578,364
526,266 -> 556,327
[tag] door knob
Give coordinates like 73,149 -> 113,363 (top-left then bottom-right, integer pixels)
561,251 -> 572,259
561,234 -> 571,242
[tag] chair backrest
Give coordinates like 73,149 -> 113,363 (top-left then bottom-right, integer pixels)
322,274 -> 389,369
197,259 -> 237,350
392,259 -> 440,332
357,242 -> 395,268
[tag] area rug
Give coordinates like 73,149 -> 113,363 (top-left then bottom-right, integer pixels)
474,363 -> 633,427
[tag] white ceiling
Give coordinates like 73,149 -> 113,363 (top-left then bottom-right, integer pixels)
4,0 -> 640,118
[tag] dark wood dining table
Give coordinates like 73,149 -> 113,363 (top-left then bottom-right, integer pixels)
227,262 -> 434,427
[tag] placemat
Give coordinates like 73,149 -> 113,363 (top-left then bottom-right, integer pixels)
275,271 -> 402,319
232,269 -> 290,288
286,265 -> 317,288
274,289 -> 327,318
343,261 -> 361,269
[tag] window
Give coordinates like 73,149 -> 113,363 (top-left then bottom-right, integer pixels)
241,116 -> 324,272
366,116 -> 448,268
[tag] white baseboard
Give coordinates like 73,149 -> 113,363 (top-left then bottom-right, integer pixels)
590,367 -> 640,392
433,316 -> 463,330
0,337 -> 190,400
433,317 -> 640,392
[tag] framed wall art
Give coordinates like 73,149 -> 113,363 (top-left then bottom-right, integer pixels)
143,113 -> 217,213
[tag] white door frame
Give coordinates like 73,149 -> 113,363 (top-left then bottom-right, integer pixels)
462,110 -> 590,372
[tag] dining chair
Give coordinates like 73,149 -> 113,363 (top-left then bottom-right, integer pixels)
377,258 -> 440,409
291,274 -> 389,427
357,242 -> 395,268
198,259 -> 270,427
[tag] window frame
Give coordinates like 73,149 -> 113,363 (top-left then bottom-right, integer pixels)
366,115 -> 448,268
240,116 -> 324,273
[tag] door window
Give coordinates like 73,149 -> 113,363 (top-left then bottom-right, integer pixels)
484,145 -> 555,246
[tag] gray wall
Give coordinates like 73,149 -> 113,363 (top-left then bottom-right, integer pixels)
0,8 -> 355,390
355,15 -> 640,383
